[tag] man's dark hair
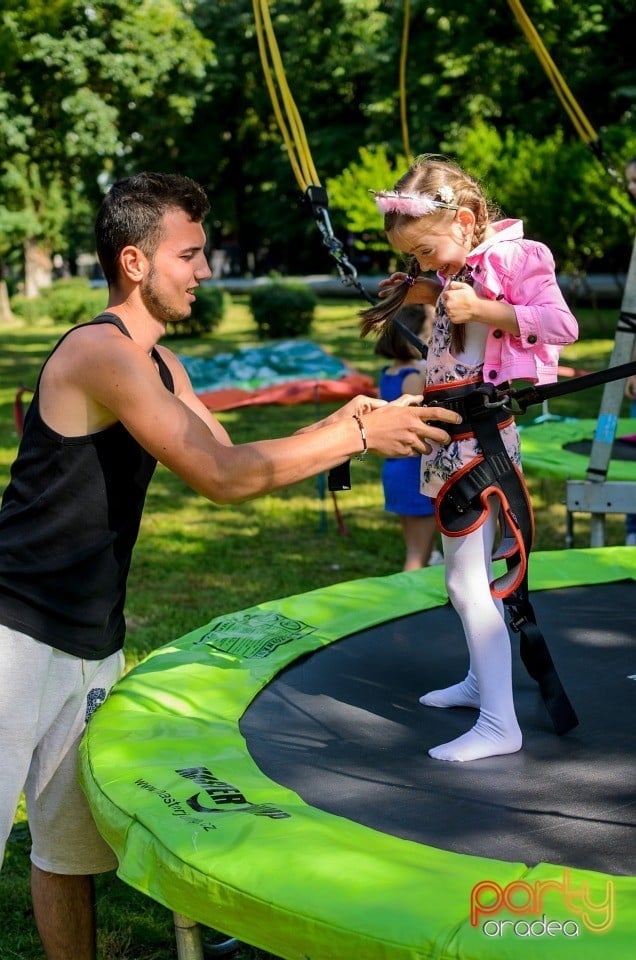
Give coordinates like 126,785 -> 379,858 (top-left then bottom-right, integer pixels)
95,172 -> 210,284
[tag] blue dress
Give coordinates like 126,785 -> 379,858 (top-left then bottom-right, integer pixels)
378,367 -> 435,517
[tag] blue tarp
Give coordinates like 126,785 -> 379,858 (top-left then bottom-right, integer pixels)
179,339 -> 351,393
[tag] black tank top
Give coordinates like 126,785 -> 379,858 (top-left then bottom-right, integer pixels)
0,314 -> 174,659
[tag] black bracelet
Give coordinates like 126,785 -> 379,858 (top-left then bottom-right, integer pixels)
352,414 -> 368,461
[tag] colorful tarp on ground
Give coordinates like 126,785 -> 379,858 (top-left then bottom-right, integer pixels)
179,339 -> 376,411
79,548 -> 635,960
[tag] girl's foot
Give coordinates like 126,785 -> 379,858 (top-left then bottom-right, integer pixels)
428,713 -> 522,762
419,673 -> 480,709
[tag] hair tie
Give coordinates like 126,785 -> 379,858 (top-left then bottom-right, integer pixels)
404,275 -> 416,287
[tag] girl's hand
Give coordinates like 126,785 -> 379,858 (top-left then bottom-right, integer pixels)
443,281 -> 520,334
442,280 -> 482,325
625,375 -> 636,401
377,272 -> 408,298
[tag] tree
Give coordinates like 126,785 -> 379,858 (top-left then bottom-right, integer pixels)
365,1 -> 634,155
323,2 -> 636,274
184,0 -> 635,276
0,160 -> 68,297
0,0 -> 214,295
1,0 -> 634,289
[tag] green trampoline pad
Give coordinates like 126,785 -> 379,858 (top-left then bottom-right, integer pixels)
79,547 -> 636,960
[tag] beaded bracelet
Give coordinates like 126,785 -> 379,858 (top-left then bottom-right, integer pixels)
351,414 -> 368,461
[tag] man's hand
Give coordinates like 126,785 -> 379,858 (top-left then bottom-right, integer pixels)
364,399 -> 460,458
295,395 -> 387,435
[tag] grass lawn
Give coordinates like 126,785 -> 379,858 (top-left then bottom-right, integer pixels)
0,294 -> 632,959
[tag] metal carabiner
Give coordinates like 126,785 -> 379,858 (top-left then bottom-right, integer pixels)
304,184 -> 375,304
484,393 -> 512,410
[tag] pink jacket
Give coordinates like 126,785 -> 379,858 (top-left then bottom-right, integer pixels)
465,219 -> 578,385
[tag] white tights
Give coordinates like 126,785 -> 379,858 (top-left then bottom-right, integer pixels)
420,505 -> 522,761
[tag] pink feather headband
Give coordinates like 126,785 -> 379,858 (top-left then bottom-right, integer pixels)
371,187 -> 458,217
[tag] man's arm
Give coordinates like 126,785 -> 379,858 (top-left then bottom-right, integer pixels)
62,331 -> 460,504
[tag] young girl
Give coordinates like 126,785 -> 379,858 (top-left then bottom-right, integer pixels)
374,304 -> 441,570
361,155 -> 578,762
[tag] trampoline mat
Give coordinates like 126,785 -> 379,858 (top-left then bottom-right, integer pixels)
564,438 -> 636,460
242,581 -> 636,876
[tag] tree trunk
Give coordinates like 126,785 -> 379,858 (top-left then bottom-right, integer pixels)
24,239 -> 53,298
0,279 -> 16,323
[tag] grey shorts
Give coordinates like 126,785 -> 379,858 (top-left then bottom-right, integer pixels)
0,624 -> 125,874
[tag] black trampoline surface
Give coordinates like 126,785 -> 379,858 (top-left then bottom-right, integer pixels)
564,438 -> 636,460
241,581 -> 636,876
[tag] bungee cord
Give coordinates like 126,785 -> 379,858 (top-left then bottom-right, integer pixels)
252,0 -> 320,194
399,0 -> 412,163
251,0 -> 374,303
507,0 -> 596,146
506,0 -> 622,184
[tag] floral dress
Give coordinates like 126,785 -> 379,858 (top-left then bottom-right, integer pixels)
420,271 -> 521,500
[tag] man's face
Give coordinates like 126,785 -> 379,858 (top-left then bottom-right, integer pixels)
140,208 -> 212,324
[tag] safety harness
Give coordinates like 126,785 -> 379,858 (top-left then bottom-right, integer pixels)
425,376 -> 579,735
426,379 -> 528,597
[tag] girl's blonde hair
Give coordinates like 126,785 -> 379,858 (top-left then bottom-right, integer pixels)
360,155 -> 498,339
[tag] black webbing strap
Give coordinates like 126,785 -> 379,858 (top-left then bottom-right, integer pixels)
506,589 -> 579,735
436,387 -> 579,735
393,316 -> 428,358
328,459 -> 351,492
510,354 -> 636,414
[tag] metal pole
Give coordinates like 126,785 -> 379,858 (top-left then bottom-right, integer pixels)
566,233 -> 636,544
173,913 -> 204,960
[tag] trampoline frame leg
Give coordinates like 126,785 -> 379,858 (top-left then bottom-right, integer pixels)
173,913 -> 204,960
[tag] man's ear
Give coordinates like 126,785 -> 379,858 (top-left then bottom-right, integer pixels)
119,245 -> 147,282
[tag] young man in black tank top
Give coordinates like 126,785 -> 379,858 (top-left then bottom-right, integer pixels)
0,172 -> 460,960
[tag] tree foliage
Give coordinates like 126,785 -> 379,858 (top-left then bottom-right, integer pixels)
0,0 -> 214,293
1,0 -> 635,296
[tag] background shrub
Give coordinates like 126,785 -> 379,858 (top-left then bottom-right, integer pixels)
249,281 -> 317,339
11,278 -> 107,326
11,277 -> 107,327
9,293 -> 50,325
44,278 -> 107,325
165,284 -> 229,337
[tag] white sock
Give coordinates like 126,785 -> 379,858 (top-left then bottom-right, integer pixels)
419,670 -> 480,709
428,710 -> 522,762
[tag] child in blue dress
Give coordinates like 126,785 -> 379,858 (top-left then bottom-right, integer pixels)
375,305 -> 441,569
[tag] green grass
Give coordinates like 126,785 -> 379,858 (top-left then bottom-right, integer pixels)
0,296 -> 632,958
